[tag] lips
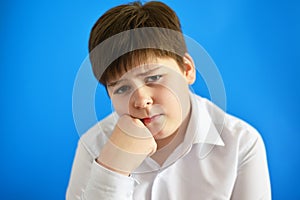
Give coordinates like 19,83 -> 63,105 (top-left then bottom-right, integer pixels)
141,114 -> 162,125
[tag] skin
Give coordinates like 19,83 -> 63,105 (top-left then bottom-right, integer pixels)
97,54 -> 196,175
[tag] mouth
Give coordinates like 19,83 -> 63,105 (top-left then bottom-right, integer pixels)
141,114 -> 162,126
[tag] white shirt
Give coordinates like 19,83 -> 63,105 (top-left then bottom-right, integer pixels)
66,93 -> 271,200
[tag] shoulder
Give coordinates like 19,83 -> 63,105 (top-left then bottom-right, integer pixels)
192,94 -> 267,167
193,94 -> 263,149
80,113 -> 118,158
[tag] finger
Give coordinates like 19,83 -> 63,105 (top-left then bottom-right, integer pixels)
117,115 -> 153,139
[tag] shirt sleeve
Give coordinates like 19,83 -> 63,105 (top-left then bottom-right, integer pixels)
230,131 -> 272,200
66,140 -> 136,200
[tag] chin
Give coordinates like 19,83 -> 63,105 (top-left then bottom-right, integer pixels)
152,129 -> 174,140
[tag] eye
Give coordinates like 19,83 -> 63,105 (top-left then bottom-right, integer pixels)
114,85 -> 131,94
145,75 -> 162,83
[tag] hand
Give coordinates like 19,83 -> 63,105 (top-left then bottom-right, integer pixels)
97,115 -> 157,176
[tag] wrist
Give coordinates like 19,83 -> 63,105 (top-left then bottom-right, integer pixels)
97,140 -> 147,175
96,157 -> 130,176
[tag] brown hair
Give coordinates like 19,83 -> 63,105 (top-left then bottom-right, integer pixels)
89,1 -> 187,85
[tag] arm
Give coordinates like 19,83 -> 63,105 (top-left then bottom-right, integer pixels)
66,140 -> 93,200
66,140 -> 137,200
66,115 -> 156,200
231,133 -> 272,200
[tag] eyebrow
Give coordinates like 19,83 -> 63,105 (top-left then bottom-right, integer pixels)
107,79 -> 127,87
136,66 -> 161,77
107,66 -> 161,87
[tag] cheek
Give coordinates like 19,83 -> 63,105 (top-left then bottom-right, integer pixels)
111,95 -> 131,116
154,87 -> 183,135
159,77 -> 190,119
155,86 -> 183,119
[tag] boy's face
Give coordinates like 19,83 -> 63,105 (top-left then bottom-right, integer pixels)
107,56 -> 195,140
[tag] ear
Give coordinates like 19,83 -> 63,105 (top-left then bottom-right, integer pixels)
183,53 -> 196,85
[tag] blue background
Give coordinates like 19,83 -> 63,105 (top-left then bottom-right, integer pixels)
1,0 -> 299,199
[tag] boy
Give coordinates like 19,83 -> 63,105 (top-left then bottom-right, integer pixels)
67,1 -> 271,199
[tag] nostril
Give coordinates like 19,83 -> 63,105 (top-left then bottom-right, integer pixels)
134,98 -> 153,108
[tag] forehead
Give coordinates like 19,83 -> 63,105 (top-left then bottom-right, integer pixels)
108,57 -> 181,84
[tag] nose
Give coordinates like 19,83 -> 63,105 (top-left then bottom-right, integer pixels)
132,86 -> 153,109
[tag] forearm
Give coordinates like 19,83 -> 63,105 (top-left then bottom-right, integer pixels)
66,140 -> 136,200
81,160 -> 136,200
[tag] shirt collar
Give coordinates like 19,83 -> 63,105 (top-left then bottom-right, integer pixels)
186,93 -> 225,146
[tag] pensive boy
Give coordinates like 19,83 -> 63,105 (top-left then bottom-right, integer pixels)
66,1 -> 271,199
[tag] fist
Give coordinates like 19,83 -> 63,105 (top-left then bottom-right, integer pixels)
97,115 -> 157,175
